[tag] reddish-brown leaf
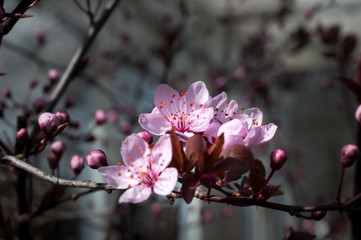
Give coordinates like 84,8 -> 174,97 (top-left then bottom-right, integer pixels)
181,172 -> 200,204
249,159 -> 266,195
185,133 -> 206,173
206,133 -> 224,168
168,127 -> 185,172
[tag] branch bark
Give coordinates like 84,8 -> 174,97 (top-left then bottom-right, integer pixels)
0,155 -> 115,192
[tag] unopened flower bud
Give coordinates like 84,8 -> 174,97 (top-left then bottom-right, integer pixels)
120,121 -> 131,134
270,149 -> 287,170
38,112 -> 60,137
311,211 -> 327,221
33,98 -> 47,113
152,203 -> 162,215
2,88 -> 11,98
35,29 -> 45,45
70,155 -> 85,175
137,131 -> 153,144
65,97 -> 76,108
48,69 -> 59,83
257,184 -> 274,201
16,128 -> 29,144
355,105 -> 361,124
55,110 -> 70,124
340,144 -> 360,167
95,109 -> 107,125
51,140 -> 66,156
86,149 -> 108,169
48,153 -> 60,170
200,174 -> 217,188
29,78 -> 38,88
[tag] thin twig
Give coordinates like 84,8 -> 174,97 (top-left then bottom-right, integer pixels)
0,155 -> 115,192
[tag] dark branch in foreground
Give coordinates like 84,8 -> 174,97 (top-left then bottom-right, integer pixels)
167,190 -> 361,219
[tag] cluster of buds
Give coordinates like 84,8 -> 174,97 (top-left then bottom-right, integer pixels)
38,111 -> 70,140
48,140 -> 66,170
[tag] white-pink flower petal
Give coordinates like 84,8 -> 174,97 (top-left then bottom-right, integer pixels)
120,134 -> 150,166
153,167 -> 178,195
118,184 -> 152,204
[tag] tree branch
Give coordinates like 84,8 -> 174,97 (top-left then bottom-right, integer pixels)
167,190 -> 361,218
0,155 -> 115,192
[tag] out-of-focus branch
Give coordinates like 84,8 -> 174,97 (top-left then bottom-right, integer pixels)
46,0 -> 121,112
0,155 -> 115,192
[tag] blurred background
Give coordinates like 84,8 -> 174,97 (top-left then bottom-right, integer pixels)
0,0 -> 360,239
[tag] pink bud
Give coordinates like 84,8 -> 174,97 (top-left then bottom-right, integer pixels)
33,98 -> 47,113
48,153 -> 60,170
137,131 -> 153,144
35,29 -> 45,45
2,88 -> 11,98
16,128 -> 29,144
95,109 -> 107,125
311,211 -> 327,221
270,149 -> 287,170
106,109 -> 118,123
51,140 -> 66,156
65,97 -> 76,108
120,121 -> 131,134
29,78 -> 38,88
340,144 -> 360,167
70,155 -> 85,175
214,76 -> 227,88
86,149 -> 108,169
152,203 -> 162,215
55,110 -> 70,124
234,67 -> 246,80
38,112 -> 60,137
355,105 -> 361,124
48,69 -> 59,83
221,207 -> 232,218
201,209 -> 213,223
200,174 -> 217,188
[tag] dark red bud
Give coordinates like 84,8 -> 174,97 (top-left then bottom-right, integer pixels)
270,149 -> 287,170
340,144 -> 360,167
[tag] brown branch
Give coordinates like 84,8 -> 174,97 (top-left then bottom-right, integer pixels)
0,155 -> 115,192
167,190 -> 361,218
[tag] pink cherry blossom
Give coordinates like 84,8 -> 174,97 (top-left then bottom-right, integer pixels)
204,92 -> 242,144
138,81 -> 214,140
218,107 -> 277,149
98,134 -> 178,204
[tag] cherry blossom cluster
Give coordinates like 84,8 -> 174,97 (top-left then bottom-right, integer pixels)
98,81 -> 280,204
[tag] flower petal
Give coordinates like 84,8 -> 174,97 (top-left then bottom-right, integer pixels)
185,81 -> 210,107
120,134 -> 149,166
218,119 -> 249,150
243,107 -> 263,123
151,134 -> 173,173
189,107 -> 214,132
138,108 -> 172,135
208,91 -> 227,109
245,123 -> 278,147
118,184 -> 152,204
153,167 -> 178,196
203,121 -> 221,144
98,165 -> 140,189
